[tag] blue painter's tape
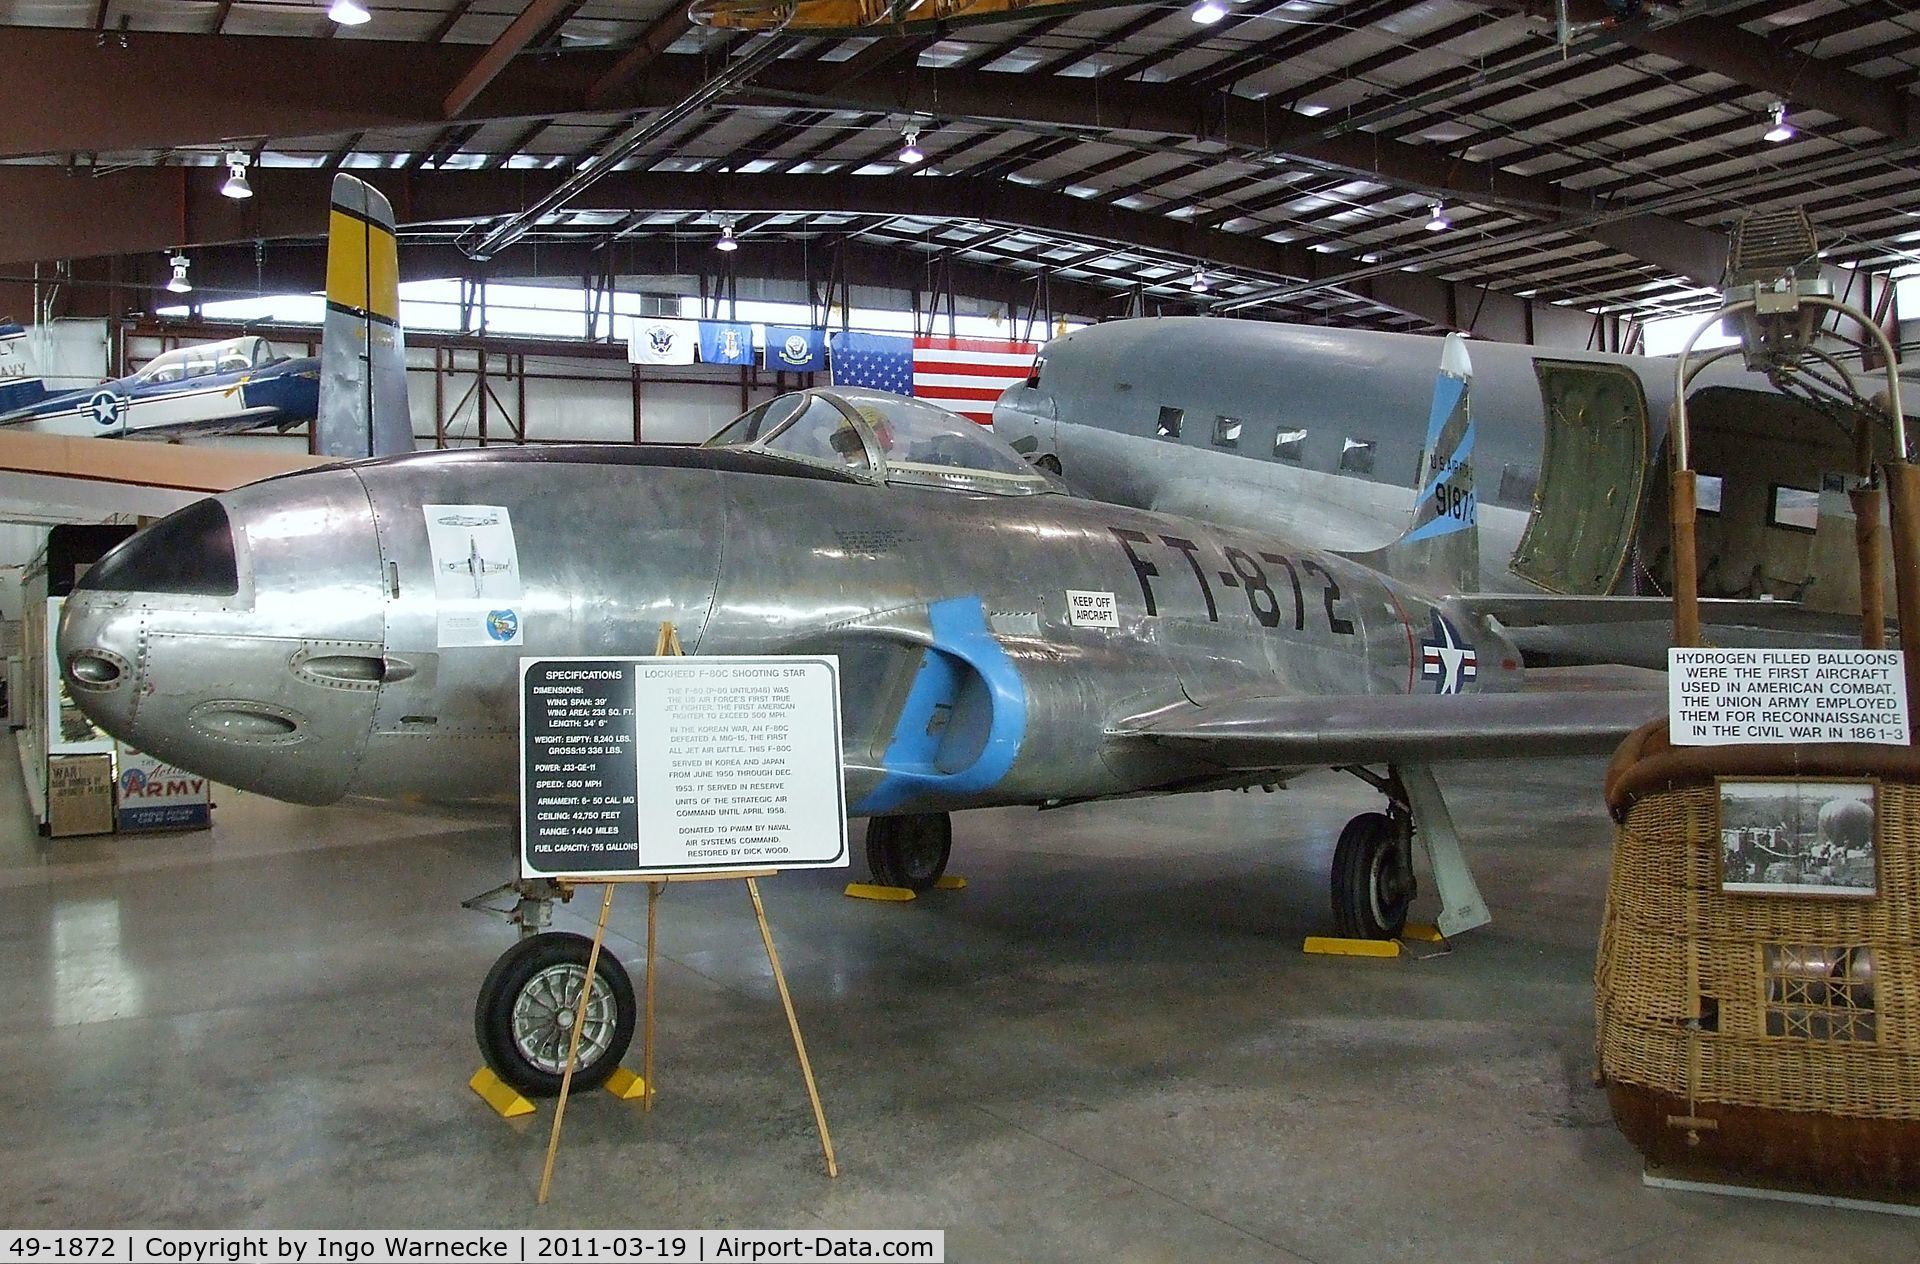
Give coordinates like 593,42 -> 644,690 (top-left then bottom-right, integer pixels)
853,596 -> 1028,815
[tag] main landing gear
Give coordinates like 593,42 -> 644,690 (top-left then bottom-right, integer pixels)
1330,764 -> 1492,942
1332,807 -> 1415,940
864,812 -> 952,892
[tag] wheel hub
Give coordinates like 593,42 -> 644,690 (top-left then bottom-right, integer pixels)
511,963 -> 616,1075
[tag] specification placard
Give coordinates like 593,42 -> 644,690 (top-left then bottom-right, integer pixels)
520,655 -> 847,878
1668,648 -> 1909,746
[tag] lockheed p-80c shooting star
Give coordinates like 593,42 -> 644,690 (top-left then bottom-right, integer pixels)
57,337 -> 1662,1097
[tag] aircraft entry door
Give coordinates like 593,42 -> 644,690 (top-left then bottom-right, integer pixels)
1510,360 -> 1649,594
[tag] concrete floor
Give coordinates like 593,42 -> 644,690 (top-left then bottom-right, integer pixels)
2,736 -> 1916,1262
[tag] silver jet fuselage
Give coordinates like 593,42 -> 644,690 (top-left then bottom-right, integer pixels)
58,445 -> 1519,815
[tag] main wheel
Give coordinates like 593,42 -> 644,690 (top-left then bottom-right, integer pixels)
474,931 -> 636,1098
865,812 -> 952,892
1331,811 -> 1413,940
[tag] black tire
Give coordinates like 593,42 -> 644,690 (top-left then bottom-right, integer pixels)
865,812 -> 952,892
1331,811 -> 1413,940
474,932 -> 636,1098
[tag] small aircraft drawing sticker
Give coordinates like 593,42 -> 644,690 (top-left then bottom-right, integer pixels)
1420,610 -> 1478,694
423,504 -> 524,646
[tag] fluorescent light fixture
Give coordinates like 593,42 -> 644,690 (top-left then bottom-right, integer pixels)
220,152 -> 252,200
716,218 -> 738,252
1764,100 -> 1794,143
1424,202 -> 1450,232
328,0 -> 371,25
898,127 -> 925,166
1191,0 -> 1228,23
165,253 -> 192,294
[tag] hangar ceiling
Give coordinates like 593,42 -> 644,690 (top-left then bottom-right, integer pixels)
0,0 -> 1915,344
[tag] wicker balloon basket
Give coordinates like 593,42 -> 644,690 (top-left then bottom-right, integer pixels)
1598,723 -> 1920,1197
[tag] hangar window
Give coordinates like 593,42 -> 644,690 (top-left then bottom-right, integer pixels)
1695,472 -> 1724,515
1769,484 -> 1819,533
1340,437 -> 1377,474
1156,406 -> 1184,440
1273,428 -> 1308,462
1212,416 -> 1242,449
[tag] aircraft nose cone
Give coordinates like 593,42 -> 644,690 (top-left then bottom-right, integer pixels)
57,478 -> 390,806
57,594 -> 141,740
57,498 -> 242,748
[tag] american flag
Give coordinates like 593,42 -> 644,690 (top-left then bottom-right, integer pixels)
829,332 -> 913,394
912,335 -> 1039,426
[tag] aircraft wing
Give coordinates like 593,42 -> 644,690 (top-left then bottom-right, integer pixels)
1454,593 -> 1877,667
1112,666 -> 1663,769
1456,592 -> 1848,630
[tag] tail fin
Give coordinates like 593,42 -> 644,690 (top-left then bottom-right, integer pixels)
1345,332 -> 1479,592
0,322 -> 51,418
317,174 -> 414,458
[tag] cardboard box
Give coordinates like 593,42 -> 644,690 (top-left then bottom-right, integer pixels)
47,753 -> 115,838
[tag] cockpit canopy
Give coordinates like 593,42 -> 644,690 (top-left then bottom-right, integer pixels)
131,336 -> 284,385
704,387 -> 1055,496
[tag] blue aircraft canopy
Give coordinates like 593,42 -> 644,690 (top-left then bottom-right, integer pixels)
707,387 -> 1055,496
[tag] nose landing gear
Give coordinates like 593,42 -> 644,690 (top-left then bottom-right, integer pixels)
474,931 -> 637,1097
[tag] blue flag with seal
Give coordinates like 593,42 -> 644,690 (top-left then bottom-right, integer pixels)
763,326 -> 827,373
829,331 -> 914,394
699,320 -> 754,366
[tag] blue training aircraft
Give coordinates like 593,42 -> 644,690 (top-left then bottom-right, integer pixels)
0,325 -> 319,439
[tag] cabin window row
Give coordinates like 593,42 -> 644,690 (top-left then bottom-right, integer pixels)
1155,406 -> 1373,470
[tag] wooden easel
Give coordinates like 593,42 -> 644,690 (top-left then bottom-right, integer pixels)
536,623 -> 838,1204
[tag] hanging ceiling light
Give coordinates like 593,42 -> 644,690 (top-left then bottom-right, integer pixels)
220,151 -> 253,200
164,253 -> 192,295
1763,100 -> 1795,143
328,0 -> 371,26
1190,0 -> 1228,24
1423,202 -> 1451,232
898,126 -> 925,166
715,217 -> 739,252
1190,269 -> 1211,294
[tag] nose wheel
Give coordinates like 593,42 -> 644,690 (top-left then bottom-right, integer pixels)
474,931 -> 637,1098
864,812 -> 953,892
1332,809 -> 1415,941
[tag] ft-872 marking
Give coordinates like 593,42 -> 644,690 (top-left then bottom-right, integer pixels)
1110,527 -> 1354,636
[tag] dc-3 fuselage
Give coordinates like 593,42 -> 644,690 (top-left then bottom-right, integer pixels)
57,386 -> 1536,818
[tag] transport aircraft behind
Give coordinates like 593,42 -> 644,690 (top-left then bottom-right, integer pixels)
993,317 -> 1902,662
